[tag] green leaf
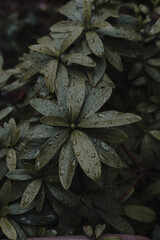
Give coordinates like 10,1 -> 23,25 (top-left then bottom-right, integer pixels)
8,218 -> 27,240
71,130 -> 101,181
146,58 -> 160,66
95,224 -> 106,239
25,124 -> 55,139
60,27 -> 84,54
104,44 -> 123,71
0,217 -> 17,240
94,6 -> 119,22
91,137 -> 122,168
6,169 -> 33,180
62,53 -> 96,67
79,87 -> 112,120
9,202 -> 35,215
67,75 -> 85,122
40,59 -> 58,93
83,225 -> 93,238
149,130 -> 160,141
0,106 -> 15,121
35,129 -> 69,170
0,179 -> 11,206
47,183 -> 78,208
6,148 -> 17,172
86,31 -> 104,58
87,57 -> 106,86
29,44 -> 55,56
124,205 -> 156,223
59,139 -> 78,190
23,163 -> 39,177
83,0 -> 91,26
30,98 -> 65,118
149,18 -> 160,35
144,65 -> 160,82
50,21 -> 81,32
92,21 -> 112,29
58,1 -> 82,21
35,185 -> 45,213
78,111 -> 142,128
41,116 -> 70,127
21,179 -> 42,208
55,63 -> 69,92
128,62 -> 142,80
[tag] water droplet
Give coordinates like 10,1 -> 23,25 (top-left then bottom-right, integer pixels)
89,39 -> 94,43
76,152 -> 80,157
36,161 -> 41,169
89,59 -> 93,64
108,121 -> 112,125
72,140 -> 77,146
91,153 -> 96,158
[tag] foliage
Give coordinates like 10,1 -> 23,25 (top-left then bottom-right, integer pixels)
0,0 -> 160,239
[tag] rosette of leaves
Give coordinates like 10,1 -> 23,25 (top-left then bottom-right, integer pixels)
29,71 -> 142,190
50,0 -> 142,73
128,46 -> 160,85
16,34 -> 95,94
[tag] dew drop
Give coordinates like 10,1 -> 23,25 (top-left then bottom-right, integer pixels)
91,153 -> 96,158
76,152 -> 80,157
72,140 -> 77,146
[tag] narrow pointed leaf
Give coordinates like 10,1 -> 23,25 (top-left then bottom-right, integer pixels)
95,224 -> 106,239
6,148 -> 17,172
60,27 -> 84,54
29,44 -> 55,56
146,58 -> 160,66
37,36 -> 57,54
25,125 -> 55,139
50,21 -> 81,32
62,53 -> 96,67
93,21 -> 112,29
83,0 -> 91,26
9,202 -> 35,215
41,116 -> 70,127
0,179 -> 11,206
40,59 -> 58,93
0,217 -> 17,240
149,18 -> 160,35
35,185 -> 45,213
149,130 -> 160,141
6,169 -> 33,180
91,137 -> 122,168
124,205 -> 156,223
47,183 -> 78,208
83,225 -> 93,238
30,98 -> 65,118
78,111 -> 142,128
104,45 -> 123,71
67,76 -> 85,122
35,129 -> 69,170
79,87 -> 112,120
21,179 -> 42,208
58,2 -> 82,21
86,31 -> 104,58
71,130 -> 101,181
0,106 -> 14,121
59,139 -> 78,190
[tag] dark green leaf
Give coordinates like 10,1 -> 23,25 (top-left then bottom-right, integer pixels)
62,53 -> 96,67
86,31 -> 104,58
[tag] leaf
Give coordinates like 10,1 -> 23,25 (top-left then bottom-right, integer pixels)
6,148 -> 17,172
86,31 -> 104,58
35,129 -> 69,170
47,183 -> 78,208
83,0 -> 91,26
25,124 -> 55,139
35,185 -> 45,213
144,65 -> 160,82
55,63 -> 69,92
62,53 -> 96,67
41,116 -> 70,127
95,224 -> 106,239
149,18 -> 160,35
0,217 -> 17,240
71,130 -> 101,181
0,179 -> 11,206
0,159 -> 7,181
60,27 -> 84,54
94,6 -> 119,22
146,58 -> 160,66
30,98 -> 65,118
58,1 -> 82,21
8,218 -> 27,240
83,225 -> 93,238
59,139 -> 78,190
40,59 -> 58,93
79,87 -> 112,120
92,21 -> 112,29
29,44 -> 55,56
50,21 -> 81,32
149,130 -> 160,141
128,62 -> 142,80
21,179 -> 42,208
78,111 -> 142,128
87,57 -> 106,86
124,205 -> 156,223
67,75 -> 85,122
9,202 -> 35,215
0,106 -> 15,121
104,44 -> 123,71
91,138 -> 122,168
6,169 -> 33,180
